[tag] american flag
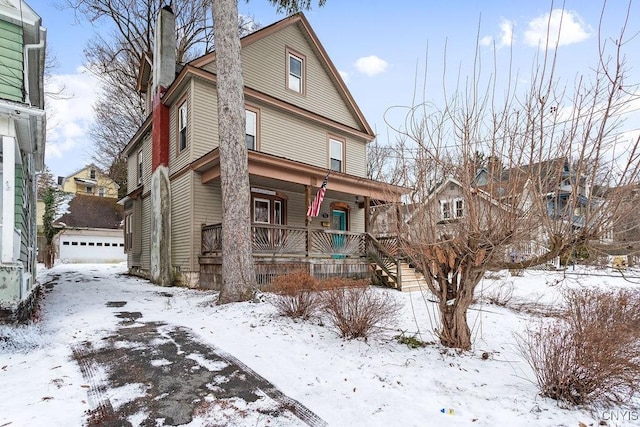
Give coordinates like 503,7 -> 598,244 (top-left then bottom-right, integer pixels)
307,173 -> 329,217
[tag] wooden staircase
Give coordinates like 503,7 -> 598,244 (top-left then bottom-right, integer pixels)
367,234 -> 430,292
371,260 -> 429,292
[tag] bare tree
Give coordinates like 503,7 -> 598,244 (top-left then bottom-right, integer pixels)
61,0 -> 259,193
386,5 -> 640,350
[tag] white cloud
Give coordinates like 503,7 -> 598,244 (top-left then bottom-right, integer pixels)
354,55 -> 388,77
499,19 -> 515,47
338,70 -> 349,83
479,35 -> 493,47
45,67 -> 98,168
524,9 -> 591,49
480,19 -> 514,49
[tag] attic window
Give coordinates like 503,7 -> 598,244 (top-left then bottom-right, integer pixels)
440,198 -> 464,220
286,48 -> 305,94
90,169 -> 96,179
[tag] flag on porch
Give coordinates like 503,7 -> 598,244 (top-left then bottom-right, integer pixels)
307,173 -> 329,217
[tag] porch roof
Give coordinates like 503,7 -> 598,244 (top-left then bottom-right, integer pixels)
191,147 -> 408,203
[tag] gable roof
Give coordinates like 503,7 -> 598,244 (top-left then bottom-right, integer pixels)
185,12 -> 373,138
54,194 -> 123,229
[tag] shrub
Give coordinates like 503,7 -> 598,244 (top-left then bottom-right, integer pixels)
484,281 -> 514,307
321,279 -> 401,340
518,288 -> 640,406
270,270 -> 320,319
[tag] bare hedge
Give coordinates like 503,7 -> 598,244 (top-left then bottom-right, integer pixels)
518,288 -> 640,406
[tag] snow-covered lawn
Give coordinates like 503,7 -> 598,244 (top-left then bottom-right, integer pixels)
0,263 -> 638,426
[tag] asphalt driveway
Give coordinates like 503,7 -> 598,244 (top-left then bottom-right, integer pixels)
40,268 -> 327,427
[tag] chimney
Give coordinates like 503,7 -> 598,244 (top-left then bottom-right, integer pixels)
151,5 -> 176,171
152,6 -> 176,97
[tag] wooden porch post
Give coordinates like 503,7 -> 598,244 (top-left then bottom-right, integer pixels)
364,196 -> 370,233
305,184 -> 311,256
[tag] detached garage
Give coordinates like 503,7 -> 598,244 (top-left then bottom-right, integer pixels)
58,229 -> 125,263
54,194 -> 125,264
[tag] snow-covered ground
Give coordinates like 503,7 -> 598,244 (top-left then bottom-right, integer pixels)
0,263 -> 639,426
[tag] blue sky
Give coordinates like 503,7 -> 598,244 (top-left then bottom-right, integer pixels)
29,0 -> 640,178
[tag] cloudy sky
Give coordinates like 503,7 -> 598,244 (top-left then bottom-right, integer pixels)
31,0 -> 640,178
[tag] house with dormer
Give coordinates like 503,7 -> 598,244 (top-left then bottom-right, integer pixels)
57,164 -> 120,198
120,9 -> 406,288
0,0 -> 46,321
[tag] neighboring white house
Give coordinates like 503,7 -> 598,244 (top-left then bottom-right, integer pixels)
0,0 -> 46,322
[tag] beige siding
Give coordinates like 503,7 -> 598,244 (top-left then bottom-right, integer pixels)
142,136 -> 153,188
127,134 -> 152,195
170,172 -> 193,271
258,103 -> 367,177
192,178 -> 222,271
127,149 -> 138,194
253,187 -> 365,232
141,195 -> 151,270
201,24 -> 362,132
169,83 -> 193,175
241,25 -> 360,130
191,79 -> 219,160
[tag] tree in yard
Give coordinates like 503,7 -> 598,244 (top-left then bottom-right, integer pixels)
212,0 -> 324,303
385,5 -> 640,350
37,167 -> 61,268
61,0 -> 260,193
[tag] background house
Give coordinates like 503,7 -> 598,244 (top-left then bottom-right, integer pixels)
0,0 -> 46,321
121,10 -> 405,288
54,194 -> 125,263
57,164 -> 120,197
36,165 -> 122,263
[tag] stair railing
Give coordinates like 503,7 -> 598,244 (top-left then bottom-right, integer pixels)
365,233 -> 402,288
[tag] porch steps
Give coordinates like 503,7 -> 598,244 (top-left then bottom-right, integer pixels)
373,261 -> 429,292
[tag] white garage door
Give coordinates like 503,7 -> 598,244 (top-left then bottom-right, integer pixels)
59,234 -> 126,263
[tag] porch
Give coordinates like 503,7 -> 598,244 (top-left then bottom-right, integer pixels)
199,223 -> 370,289
199,223 -> 428,292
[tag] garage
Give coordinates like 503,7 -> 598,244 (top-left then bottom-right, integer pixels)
58,230 -> 126,263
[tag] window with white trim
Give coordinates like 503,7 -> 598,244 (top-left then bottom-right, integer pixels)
137,149 -> 143,185
330,138 -> 343,172
178,102 -> 188,152
245,109 -> 257,150
440,198 -> 464,220
288,52 -> 304,93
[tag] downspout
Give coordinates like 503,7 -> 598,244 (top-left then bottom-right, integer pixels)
23,26 -> 47,106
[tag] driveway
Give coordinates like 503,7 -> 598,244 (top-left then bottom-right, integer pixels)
39,265 -> 326,426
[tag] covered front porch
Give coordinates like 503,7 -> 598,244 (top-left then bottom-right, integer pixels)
192,148 -> 407,289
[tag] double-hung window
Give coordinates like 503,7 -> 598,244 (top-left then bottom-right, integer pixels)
245,109 -> 257,150
441,198 -> 464,220
330,138 -> 344,172
137,150 -> 143,185
178,103 -> 188,152
287,49 -> 305,94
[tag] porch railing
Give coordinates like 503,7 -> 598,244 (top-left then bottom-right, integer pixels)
366,233 -> 402,288
201,223 -> 366,257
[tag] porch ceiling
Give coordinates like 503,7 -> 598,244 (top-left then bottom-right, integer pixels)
193,148 -> 408,203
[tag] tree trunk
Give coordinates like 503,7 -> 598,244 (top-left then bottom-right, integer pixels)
212,0 -> 256,303
436,266 -> 481,350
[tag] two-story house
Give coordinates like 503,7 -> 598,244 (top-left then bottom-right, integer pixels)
57,164 -> 120,198
0,0 -> 46,321
120,9 -> 405,288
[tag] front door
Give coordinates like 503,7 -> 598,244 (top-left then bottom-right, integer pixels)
332,209 -> 347,254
